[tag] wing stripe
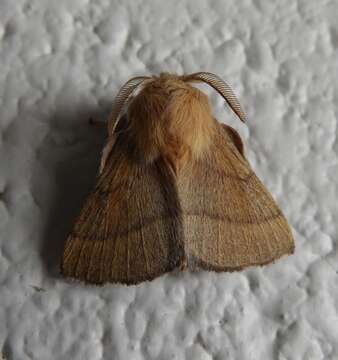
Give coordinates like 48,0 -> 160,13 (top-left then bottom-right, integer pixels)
184,211 -> 282,224
70,214 -> 176,240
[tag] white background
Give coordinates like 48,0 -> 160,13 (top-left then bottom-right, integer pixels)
1,1 -> 338,359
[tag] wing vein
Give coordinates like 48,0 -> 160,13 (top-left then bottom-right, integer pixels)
137,184 -> 150,277
127,200 -> 130,282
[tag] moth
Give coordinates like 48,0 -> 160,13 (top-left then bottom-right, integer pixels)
61,72 -> 294,285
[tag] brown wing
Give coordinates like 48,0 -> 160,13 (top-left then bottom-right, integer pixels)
177,122 -> 294,271
61,136 -> 184,285
221,123 -> 245,156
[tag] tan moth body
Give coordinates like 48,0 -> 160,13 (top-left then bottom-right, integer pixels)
61,72 -> 294,285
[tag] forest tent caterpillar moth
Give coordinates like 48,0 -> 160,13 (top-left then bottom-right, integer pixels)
61,72 -> 294,285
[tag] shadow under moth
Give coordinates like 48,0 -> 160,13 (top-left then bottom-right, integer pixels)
61,71 -> 294,285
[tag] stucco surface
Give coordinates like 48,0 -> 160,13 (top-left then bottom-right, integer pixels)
1,1 -> 338,359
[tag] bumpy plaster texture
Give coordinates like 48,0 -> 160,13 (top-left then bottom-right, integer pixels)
1,1 -> 338,359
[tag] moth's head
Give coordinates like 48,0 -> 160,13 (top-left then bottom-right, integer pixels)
126,72 -> 216,164
128,72 -> 198,118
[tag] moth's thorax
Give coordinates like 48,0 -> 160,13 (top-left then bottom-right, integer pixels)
127,75 -> 216,170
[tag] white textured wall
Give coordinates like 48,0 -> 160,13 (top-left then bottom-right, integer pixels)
1,1 -> 338,359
